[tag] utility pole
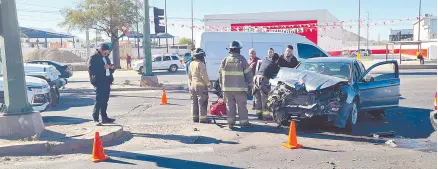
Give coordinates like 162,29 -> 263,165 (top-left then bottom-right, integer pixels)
0,0 -> 44,138
191,0 -> 194,47
165,0 -> 168,53
417,0 -> 422,54
357,0 -> 361,59
143,0 -> 153,76
367,12 -> 369,50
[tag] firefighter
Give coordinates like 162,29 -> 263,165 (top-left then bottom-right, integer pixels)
188,48 -> 211,123
254,48 -> 280,120
219,41 -> 254,129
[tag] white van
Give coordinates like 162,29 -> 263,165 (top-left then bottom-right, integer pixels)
195,32 -> 330,91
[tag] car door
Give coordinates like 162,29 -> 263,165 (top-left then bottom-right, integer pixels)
152,56 -> 162,70
357,60 -> 400,110
296,43 -> 329,61
162,55 -> 172,69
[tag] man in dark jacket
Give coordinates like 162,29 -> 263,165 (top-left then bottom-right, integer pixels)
278,45 -> 299,68
88,43 -> 116,126
253,52 -> 280,120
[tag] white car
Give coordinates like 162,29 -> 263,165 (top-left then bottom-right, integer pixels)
24,63 -> 67,107
0,76 -> 51,112
132,54 -> 184,73
351,49 -> 372,56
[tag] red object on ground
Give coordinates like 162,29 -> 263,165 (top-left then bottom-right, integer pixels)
89,132 -> 110,162
210,99 -> 227,116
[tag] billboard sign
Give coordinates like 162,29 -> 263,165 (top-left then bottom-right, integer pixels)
231,20 -> 318,44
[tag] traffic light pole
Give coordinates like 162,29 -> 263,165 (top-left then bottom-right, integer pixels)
140,0 -> 160,87
0,0 -> 45,139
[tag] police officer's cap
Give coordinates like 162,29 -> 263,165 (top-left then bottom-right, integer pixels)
228,41 -> 242,49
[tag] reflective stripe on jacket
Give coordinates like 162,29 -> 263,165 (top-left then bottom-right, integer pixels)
188,60 -> 211,87
219,53 -> 254,92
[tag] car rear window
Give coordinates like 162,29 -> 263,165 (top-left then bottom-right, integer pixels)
171,56 -> 179,60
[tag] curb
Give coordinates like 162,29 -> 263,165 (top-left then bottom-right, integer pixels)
60,85 -> 187,93
0,126 -> 124,156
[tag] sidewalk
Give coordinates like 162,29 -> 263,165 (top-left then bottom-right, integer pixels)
0,118 -> 124,156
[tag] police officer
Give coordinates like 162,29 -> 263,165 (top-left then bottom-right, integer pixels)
188,48 -> 211,123
219,41 -> 254,129
254,49 -> 280,120
88,43 -> 116,126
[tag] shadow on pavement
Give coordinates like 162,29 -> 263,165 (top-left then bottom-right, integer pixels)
105,149 -> 241,169
50,94 -> 95,111
42,116 -> 91,125
353,107 -> 435,139
131,133 -> 238,145
302,146 -> 344,153
106,158 -> 137,165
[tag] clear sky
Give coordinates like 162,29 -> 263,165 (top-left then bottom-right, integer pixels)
16,0 -> 437,41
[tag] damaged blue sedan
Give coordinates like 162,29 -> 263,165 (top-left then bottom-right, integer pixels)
267,57 -> 400,131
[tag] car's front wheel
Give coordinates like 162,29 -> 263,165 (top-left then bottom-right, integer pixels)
345,102 -> 358,132
168,64 -> 178,72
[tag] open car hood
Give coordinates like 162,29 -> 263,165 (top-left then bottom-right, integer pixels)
270,67 -> 349,92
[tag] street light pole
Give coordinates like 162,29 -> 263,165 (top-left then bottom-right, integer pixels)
191,0 -> 194,47
367,12 -> 369,50
143,0 -> 153,76
357,0 -> 361,59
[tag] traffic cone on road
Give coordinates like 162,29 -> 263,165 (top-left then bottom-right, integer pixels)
282,121 -> 303,149
160,89 -> 169,105
89,132 -> 110,162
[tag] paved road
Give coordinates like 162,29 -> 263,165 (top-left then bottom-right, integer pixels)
0,69 -> 436,168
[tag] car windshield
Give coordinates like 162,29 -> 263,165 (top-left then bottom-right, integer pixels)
297,62 -> 351,80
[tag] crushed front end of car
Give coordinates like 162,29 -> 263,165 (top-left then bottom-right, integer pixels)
267,68 -> 352,128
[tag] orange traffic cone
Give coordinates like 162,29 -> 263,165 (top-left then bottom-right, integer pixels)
282,121 -> 303,149
160,89 -> 169,105
89,132 -> 110,162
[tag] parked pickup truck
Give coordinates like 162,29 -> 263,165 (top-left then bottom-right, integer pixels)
0,76 -> 51,112
23,63 -> 67,107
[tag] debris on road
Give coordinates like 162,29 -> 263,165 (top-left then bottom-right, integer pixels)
193,128 -> 199,131
385,140 -> 398,147
369,131 -> 396,139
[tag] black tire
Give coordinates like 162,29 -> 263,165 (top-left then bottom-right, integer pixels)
345,102 -> 358,132
369,110 -> 386,119
49,87 -> 59,107
431,112 -> 437,131
273,108 -> 290,127
168,64 -> 178,72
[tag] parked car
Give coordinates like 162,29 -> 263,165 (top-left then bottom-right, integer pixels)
23,63 -> 67,107
26,60 -> 73,79
197,32 -> 330,93
132,54 -> 184,73
267,57 -> 400,131
351,49 -> 372,56
431,92 -> 437,130
0,76 -> 51,112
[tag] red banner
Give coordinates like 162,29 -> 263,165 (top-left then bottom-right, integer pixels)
231,20 -> 319,44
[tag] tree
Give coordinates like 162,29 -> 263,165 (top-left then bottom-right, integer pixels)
92,36 -> 105,43
59,0 -> 143,68
179,37 -> 193,47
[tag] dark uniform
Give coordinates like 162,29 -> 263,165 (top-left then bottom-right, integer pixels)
88,50 -> 115,124
278,54 -> 298,68
253,55 -> 280,120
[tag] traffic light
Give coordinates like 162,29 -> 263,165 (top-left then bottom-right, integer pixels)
153,7 -> 165,34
